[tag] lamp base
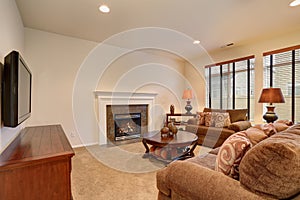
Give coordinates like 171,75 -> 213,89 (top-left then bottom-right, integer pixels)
263,105 -> 278,123
185,100 -> 193,114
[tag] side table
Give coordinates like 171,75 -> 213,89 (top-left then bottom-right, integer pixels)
166,113 -> 197,128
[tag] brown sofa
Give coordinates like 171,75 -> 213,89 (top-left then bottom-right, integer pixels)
186,108 -> 251,148
156,123 -> 300,200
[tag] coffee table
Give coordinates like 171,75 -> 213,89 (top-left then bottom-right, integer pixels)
142,130 -> 198,162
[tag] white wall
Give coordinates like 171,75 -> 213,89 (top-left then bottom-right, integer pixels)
183,61 -> 206,111
24,28 -> 98,147
97,50 -> 189,129
0,0 -> 25,153
24,29 -> 191,146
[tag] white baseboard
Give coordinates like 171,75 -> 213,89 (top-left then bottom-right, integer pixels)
72,142 -> 98,148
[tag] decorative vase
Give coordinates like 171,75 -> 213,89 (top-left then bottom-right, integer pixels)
160,126 -> 170,138
170,104 -> 175,114
167,122 -> 178,135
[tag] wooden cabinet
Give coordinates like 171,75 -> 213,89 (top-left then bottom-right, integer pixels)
0,125 -> 75,200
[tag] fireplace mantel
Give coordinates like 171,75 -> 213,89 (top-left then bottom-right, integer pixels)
94,91 -> 157,145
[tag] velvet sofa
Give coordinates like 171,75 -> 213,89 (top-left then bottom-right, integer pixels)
156,123 -> 300,200
185,108 -> 251,148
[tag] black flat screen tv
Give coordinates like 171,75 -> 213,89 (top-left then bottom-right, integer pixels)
2,51 -> 32,127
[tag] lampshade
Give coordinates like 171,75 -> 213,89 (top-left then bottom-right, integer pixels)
182,89 -> 193,100
258,88 -> 285,103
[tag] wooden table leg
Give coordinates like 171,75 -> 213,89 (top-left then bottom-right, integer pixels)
188,141 -> 198,157
173,141 -> 198,161
142,139 -> 150,158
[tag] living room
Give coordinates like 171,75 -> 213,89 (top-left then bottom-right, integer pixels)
0,0 -> 300,199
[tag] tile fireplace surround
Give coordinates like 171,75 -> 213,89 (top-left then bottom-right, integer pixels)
94,91 -> 157,145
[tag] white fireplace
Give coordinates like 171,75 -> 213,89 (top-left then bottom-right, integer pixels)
94,91 -> 157,145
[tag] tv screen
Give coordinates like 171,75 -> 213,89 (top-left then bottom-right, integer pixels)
2,51 -> 32,127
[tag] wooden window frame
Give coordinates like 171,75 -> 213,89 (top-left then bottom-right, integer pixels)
263,45 -> 300,122
205,55 -> 255,118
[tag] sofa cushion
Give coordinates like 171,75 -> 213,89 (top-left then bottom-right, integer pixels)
187,152 -> 217,170
276,119 -> 293,126
203,107 -> 225,113
239,124 -> 300,199
213,112 -> 231,128
273,120 -> 293,132
226,109 -> 248,123
215,131 -> 252,180
209,147 -> 220,155
187,118 -> 197,125
203,108 -> 248,123
228,121 -> 252,132
252,123 -> 277,137
243,126 -> 269,146
163,161 -> 263,200
187,125 -> 235,138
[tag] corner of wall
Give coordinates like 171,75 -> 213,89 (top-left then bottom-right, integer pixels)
0,0 -> 25,153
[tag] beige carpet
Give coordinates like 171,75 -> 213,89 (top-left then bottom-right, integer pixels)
71,142 -> 211,200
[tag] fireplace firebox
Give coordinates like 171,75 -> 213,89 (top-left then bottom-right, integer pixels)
106,104 -> 148,142
114,113 -> 141,141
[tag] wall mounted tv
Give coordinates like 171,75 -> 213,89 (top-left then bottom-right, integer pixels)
2,51 -> 32,127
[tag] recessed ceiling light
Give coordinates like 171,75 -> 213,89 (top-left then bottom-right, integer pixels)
99,4 -> 110,13
193,40 -> 200,44
290,0 -> 300,7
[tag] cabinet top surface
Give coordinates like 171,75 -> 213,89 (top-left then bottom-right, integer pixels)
0,125 -> 74,167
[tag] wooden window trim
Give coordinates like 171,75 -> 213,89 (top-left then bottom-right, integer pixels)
263,44 -> 300,56
263,46 -> 299,122
204,55 -> 255,68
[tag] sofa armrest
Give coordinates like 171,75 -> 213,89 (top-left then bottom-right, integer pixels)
164,161 -> 268,200
156,168 -> 171,197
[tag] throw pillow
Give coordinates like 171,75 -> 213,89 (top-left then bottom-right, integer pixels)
273,122 -> 289,132
204,112 -> 212,126
273,120 -> 293,132
276,119 -> 293,126
239,124 -> 300,199
244,126 -> 268,146
212,112 -> 231,128
215,131 -> 252,180
253,123 -> 277,137
196,112 -> 206,125
226,109 -> 248,123
228,121 -> 252,132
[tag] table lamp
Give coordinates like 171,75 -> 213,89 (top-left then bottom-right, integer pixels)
182,89 -> 193,114
258,87 -> 285,123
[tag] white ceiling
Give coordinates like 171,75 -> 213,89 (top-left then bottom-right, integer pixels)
15,0 -> 300,53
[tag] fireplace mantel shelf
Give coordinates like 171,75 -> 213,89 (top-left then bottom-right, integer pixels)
94,91 -> 158,99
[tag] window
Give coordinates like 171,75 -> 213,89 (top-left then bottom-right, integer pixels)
263,45 -> 300,123
205,56 -> 255,120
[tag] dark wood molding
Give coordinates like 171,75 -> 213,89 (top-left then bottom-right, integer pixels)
263,44 -> 300,56
204,55 -> 255,68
